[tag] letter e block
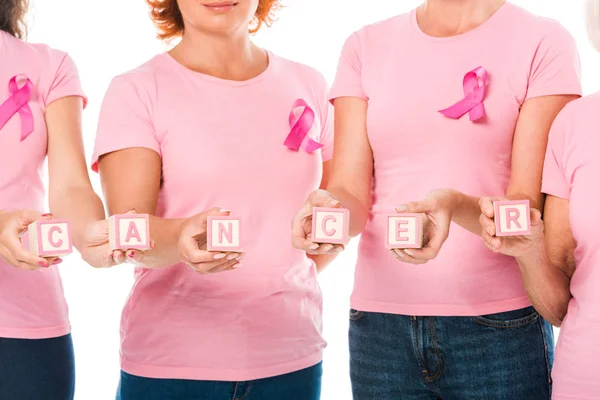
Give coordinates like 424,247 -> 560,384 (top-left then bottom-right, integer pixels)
311,207 -> 349,245
27,220 -> 73,257
109,214 -> 151,250
385,213 -> 424,249
494,200 -> 531,237
207,216 -> 242,252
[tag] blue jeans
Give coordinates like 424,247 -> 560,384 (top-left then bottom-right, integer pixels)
349,306 -> 553,400
116,362 -> 322,400
0,334 -> 75,400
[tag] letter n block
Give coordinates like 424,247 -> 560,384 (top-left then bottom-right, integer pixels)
494,200 -> 531,237
207,216 -> 242,252
311,207 -> 349,245
27,220 -> 73,257
108,214 -> 151,250
385,213 -> 424,249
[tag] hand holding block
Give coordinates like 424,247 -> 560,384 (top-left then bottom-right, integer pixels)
311,207 -> 349,245
493,200 -> 531,237
109,214 -> 151,250
385,213 -> 424,249
27,220 -> 73,257
207,216 -> 242,252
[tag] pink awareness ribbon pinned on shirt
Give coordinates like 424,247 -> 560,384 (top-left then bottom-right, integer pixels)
439,67 -> 488,122
284,99 -> 323,154
0,75 -> 34,141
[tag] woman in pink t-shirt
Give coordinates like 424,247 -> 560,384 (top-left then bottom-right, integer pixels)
293,0 -> 581,399
0,1 -> 139,399
93,0 -> 334,398
478,2 -> 600,398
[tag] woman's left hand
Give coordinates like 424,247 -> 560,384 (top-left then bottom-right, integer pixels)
390,189 -> 455,265
80,210 -> 153,268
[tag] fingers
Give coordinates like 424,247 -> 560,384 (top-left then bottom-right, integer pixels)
479,196 -> 504,219
309,189 -> 341,208
396,201 -> 429,214
186,254 -> 242,274
482,229 -> 502,252
531,208 -> 542,226
389,249 -> 427,265
311,244 -> 344,255
479,213 -> 496,236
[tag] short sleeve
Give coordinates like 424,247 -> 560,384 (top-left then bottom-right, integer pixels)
542,107 -> 571,199
525,23 -> 582,101
329,31 -> 367,102
45,53 -> 88,108
91,75 -> 161,172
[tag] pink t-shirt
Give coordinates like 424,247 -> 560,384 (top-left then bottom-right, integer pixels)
0,31 -> 86,339
329,3 -> 582,316
92,52 -> 333,381
542,96 -> 600,399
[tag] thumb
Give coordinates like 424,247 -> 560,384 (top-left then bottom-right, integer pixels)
531,208 -> 542,226
16,210 -> 46,229
310,190 -> 341,208
395,201 -> 428,214
125,208 -> 139,215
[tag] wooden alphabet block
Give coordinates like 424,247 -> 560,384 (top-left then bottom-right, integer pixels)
385,213 -> 424,249
27,220 -> 73,257
207,216 -> 242,252
311,207 -> 349,245
494,200 -> 531,237
109,214 -> 151,250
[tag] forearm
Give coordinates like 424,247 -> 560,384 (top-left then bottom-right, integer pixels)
448,190 -> 482,235
515,242 -> 571,326
135,216 -> 186,269
327,186 -> 370,237
50,186 -> 105,251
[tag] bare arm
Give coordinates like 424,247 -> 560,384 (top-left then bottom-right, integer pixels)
515,196 -> 574,326
98,148 -> 183,268
452,95 -> 579,235
46,97 -> 105,251
326,97 -> 373,237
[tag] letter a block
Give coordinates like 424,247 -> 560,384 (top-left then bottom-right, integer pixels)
311,207 -> 349,245
494,200 -> 531,237
109,214 -> 151,250
27,220 -> 73,257
385,213 -> 424,249
207,216 -> 242,252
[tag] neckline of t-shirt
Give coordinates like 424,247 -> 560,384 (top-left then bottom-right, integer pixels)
161,49 -> 274,87
409,1 -> 511,44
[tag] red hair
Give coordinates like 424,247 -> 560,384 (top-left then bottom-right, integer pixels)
146,0 -> 280,40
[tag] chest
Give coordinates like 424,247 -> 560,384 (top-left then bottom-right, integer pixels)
362,42 -> 532,161
153,80 -> 325,204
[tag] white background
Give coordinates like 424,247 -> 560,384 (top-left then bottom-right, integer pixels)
24,1 -> 598,399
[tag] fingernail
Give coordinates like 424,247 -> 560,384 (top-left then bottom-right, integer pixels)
39,261 -> 49,267
323,244 -> 333,252
236,254 -> 245,261
329,200 -> 340,206
53,258 -> 63,265
128,252 -> 135,258
233,262 -> 242,269
41,213 -> 52,217
219,209 -> 231,213
226,253 -> 238,260
396,205 -> 407,212
404,250 -> 415,256
396,251 -> 404,258
308,244 -> 319,250
213,253 -> 227,260
487,227 -> 494,235
334,247 -> 343,253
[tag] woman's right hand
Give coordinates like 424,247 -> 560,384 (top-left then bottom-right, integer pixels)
0,210 -> 55,270
178,208 -> 243,274
479,197 -> 544,257
292,189 -> 345,255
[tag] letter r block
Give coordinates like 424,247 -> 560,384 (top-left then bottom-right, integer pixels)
27,220 -> 73,257
207,216 -> 242,252
385,213 -> 424,249
109,214 -> 151,250
494,200 -> 531,237
311,207 -> 349,245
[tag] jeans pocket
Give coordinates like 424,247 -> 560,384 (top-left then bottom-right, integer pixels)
349,308 -> 365,321
471,306 -> 540,328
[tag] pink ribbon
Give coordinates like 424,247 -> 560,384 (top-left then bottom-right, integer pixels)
0,76 -> 34,141
439,67 -> 488,122
284,99 -> 323,154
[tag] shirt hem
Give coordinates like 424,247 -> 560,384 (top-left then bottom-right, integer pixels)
0,324 -> 71,339
121,349 -> 323,381
350,296 -> 532,317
